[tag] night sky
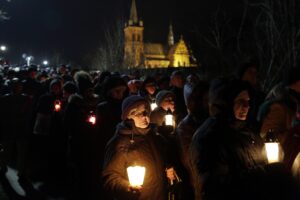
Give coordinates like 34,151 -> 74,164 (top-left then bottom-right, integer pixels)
0,0 -> 244,67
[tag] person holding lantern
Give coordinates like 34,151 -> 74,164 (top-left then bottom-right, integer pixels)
102,95 -> 177,200
64,70 -> 100,200
150,90 -> 176,129
259,67 -> 300,171
139,76 -> 158,105
191,78 -> 267,200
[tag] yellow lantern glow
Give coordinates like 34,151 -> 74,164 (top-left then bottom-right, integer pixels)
127,166 -> 146,187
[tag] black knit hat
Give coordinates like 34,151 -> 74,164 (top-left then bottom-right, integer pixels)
103,76 -> 127,97
63,81 -> 78,94
49,78 -> 62,89
155,90 -> 175,106
121,95 -> 150,120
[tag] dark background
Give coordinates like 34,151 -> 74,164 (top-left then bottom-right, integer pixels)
0,0 -> 246,67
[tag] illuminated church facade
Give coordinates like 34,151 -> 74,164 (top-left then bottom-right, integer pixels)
124,0 -> 197,68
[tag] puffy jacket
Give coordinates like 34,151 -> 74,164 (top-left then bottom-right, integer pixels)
102,121 -> 169,200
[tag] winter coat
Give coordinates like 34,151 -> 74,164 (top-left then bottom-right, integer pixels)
0,93 -> 33,140
176,113 -> 207,197
191,116 -> 266,200
170,87 -> 187,123
102,120 -> 169,200
96,99 -> 123,164
259,88 -> 300,170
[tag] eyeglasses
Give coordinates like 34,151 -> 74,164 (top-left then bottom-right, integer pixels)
163,97 -> 174,103
129,110 -> 150,118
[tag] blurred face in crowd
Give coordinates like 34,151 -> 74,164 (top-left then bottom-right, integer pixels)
29,71 -> 37,79
145,82 -> 156,95
128,104 -> 150,129
242,67 -> 258,87
160,96 -> 175,112
51,84 -> 62,96
109,85 -> 127,100
289,80 -> 300,93
233,90 -> 250,121
170,74 -> 185,88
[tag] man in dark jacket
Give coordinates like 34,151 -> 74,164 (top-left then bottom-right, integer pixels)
96,75 -> 128,166
170,71 -> 187,123
64,70 -> 100,200
0,78 -> 32,179
176,81 -> 209,199
102,95 -> 176,200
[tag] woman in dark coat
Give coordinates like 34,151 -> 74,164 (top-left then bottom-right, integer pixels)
102,95 -> 175,200
190,78 -> 267,200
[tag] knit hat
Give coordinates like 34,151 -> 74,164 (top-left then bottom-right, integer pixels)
63,81 -> 78,94
184,81 -> 209,112
103,76 -> 127,97
121,95 -> 150,120
155,90 -> 175,106
49,78 -> 62,90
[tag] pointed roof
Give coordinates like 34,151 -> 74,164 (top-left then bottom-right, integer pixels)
130,0 -> 138,24
168,23 -> 174,46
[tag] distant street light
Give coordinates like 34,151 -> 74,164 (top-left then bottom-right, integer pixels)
0,45 -> 7,52
26,56 -> 33,66
43,60 -> 49,66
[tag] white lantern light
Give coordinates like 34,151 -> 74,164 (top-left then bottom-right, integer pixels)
127,166 -> 146,187
165,109 -> 174,126
54,100 -> 61,112
150,101 -> 157,111
87,112 -> 96,125
264,129 -> 281,163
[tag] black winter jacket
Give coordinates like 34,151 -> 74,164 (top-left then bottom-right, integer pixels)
102,121 -> 169,200
191,116 -> 266,200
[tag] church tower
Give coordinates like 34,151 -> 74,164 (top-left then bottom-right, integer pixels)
168,23 -> 175,46
124,0 -> 144,68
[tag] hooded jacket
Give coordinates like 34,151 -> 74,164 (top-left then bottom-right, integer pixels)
190,78 -> 266,200
102,120 -> 169,200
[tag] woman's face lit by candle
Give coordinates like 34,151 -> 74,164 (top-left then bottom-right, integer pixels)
233,90 -> 250,121
128,104 -> 150,128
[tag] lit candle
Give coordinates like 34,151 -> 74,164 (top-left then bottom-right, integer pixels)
87,112 -> 96,125
127,166 -> 146,187
54,100 -> 61,112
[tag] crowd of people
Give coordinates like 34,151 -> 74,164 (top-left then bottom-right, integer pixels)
0,63 -> 300,200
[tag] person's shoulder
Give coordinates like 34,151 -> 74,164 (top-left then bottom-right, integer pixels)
69,93 -> 83,103
193,117 -> 219,140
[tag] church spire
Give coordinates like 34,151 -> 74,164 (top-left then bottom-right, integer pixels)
168,23 -> 174,46
130,0 -> 138,25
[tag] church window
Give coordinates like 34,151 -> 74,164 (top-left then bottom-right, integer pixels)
132,34 -> 136,41
137,35 -> 141,41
